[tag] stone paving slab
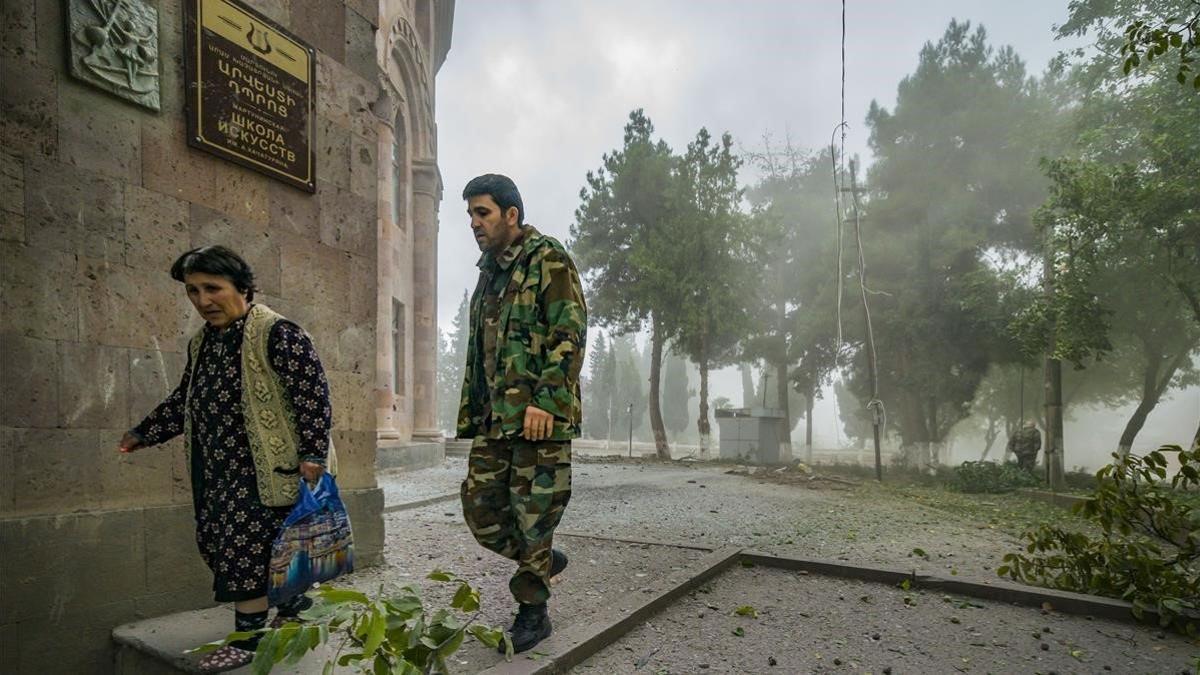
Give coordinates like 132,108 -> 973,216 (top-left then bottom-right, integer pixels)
377,457 -> 466,505
571,565 -> 1200,674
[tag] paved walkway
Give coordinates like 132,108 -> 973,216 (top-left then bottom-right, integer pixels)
349,458 -> 1197,673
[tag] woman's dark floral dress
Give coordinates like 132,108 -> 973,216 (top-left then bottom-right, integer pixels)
132,312 -> 332,601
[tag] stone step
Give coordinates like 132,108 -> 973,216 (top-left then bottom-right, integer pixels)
112,606 -> 332,674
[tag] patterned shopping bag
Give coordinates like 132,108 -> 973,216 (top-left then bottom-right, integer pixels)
268,473 -> 355,606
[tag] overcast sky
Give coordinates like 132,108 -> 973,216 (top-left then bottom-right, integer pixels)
433,0 -> 1078,328
428,1 -> 1195,462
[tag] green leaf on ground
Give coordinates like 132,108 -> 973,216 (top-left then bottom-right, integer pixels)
734,605 -> 758,617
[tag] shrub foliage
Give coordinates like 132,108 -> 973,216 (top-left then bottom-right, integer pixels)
998,445 -> 1200,634
191,570 -> 509,674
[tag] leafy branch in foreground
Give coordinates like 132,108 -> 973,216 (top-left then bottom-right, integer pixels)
998,445 -> 1200,634
189,570 -> 510,674
1119,1 -> 1200,87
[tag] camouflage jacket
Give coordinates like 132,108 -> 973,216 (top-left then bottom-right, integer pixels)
457,225 -> 587,441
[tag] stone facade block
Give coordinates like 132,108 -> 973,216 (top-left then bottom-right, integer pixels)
0,427 -> 16,511
344,7 -> 376,82
317,182 -> 374,257
330,429 -> 377,490
1,151 -> 23,215
24,158 -> 125,263
99,427 -> 175,508
335,322 -> 373,374
191,204 -> 282,297
1,0 -> 37,62
76,256 -> 193,350
57,341 -> 131,429
268,180 -> 320,239
141,117 -> 218,210
347,251 -> 376,324
34,0 -> 64,70
350,131 -> 377,199
344,0 -> 378,28
316,53 -> 351,127
0,507 -> 148,623
0,242 -> 78,340
143,505 -> 214,597
327,370 -> 375,430
11,599 -> 138,675
317,117 -> 352,190
291,0 -> 346,62
0,334 -> 59,428
129,349 -> 186,426
7,427 -> 95,513
57,78 -> 143,183
279,235 -> 352,305
0,207 -> 23,243
124,185 -> 190,273
240,0 -> 290,26
0,57 -> 57,159
211,163 -> 271,228
340,486 -> 384,566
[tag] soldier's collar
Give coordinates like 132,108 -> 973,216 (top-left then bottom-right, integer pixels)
477,226 -> 537,271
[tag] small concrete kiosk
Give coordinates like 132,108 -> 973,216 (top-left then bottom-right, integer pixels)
715,407 -> 786,464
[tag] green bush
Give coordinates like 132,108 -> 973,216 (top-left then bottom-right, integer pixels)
998,445 -> 1200,634
953,460 -> 1041,493
190,570 -> 508,674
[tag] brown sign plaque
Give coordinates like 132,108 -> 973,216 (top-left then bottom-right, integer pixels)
184,0 -> 316,192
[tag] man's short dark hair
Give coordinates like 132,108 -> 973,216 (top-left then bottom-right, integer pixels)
170,245 -> 257,300
462,174 -> 524,225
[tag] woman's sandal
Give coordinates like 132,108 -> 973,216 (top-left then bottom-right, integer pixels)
198,644 -> 255,672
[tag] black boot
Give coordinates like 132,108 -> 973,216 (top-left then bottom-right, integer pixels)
550,548 -> 569,578
271,594 -> 313,628
502,602 -> 552,654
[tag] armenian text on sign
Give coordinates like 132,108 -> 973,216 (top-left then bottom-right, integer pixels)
184,0 -> 316,192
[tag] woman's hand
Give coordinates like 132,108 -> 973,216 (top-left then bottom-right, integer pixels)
118,431 -> 144,454
300,461 -> 325,484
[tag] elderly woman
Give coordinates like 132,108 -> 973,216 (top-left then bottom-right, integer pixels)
119,245 -> 334,670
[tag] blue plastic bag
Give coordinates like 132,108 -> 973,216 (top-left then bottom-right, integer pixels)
268,473 -> 355,606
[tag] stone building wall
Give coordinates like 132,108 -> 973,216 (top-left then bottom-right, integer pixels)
0,0 -> 453,672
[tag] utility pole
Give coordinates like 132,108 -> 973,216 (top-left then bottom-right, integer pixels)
843,160 -> 883,482
1043,229 -> 1065,490
627,402 -> 634,458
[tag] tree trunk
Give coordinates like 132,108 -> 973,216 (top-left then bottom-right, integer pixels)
804,382 -> 814,464
698,356 -> 711,459
648,314 -> 670,459
1192,417 -> 1199,452
776,358 -> 792,462
981,414 -> 998,461
1117,350 -> 1186,456
1043,244 -> 1065,490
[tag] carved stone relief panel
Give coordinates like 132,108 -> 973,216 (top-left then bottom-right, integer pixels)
66,0 -> 161,111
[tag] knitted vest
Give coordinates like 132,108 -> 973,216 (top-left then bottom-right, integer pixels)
184,304 -> 338,507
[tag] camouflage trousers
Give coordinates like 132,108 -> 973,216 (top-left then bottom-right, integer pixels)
461,437 -> 572,604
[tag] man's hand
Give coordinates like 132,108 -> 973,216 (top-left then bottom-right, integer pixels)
522,406 -> 555,441
118,431 -> 144,454
300,461 -> 325,484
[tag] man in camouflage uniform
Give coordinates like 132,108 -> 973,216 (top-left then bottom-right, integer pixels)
1007,420 -> 1042,471
456,174 -> 587,653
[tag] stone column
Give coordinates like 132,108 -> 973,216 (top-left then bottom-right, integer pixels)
374,115 -> 401,440
411,159 -> 441,441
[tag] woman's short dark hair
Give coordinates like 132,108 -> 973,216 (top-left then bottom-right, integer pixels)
170,245 -> 257,300
462,174 -> 524,225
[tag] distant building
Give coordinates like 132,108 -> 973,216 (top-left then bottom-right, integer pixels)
0,1 -> 454,670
